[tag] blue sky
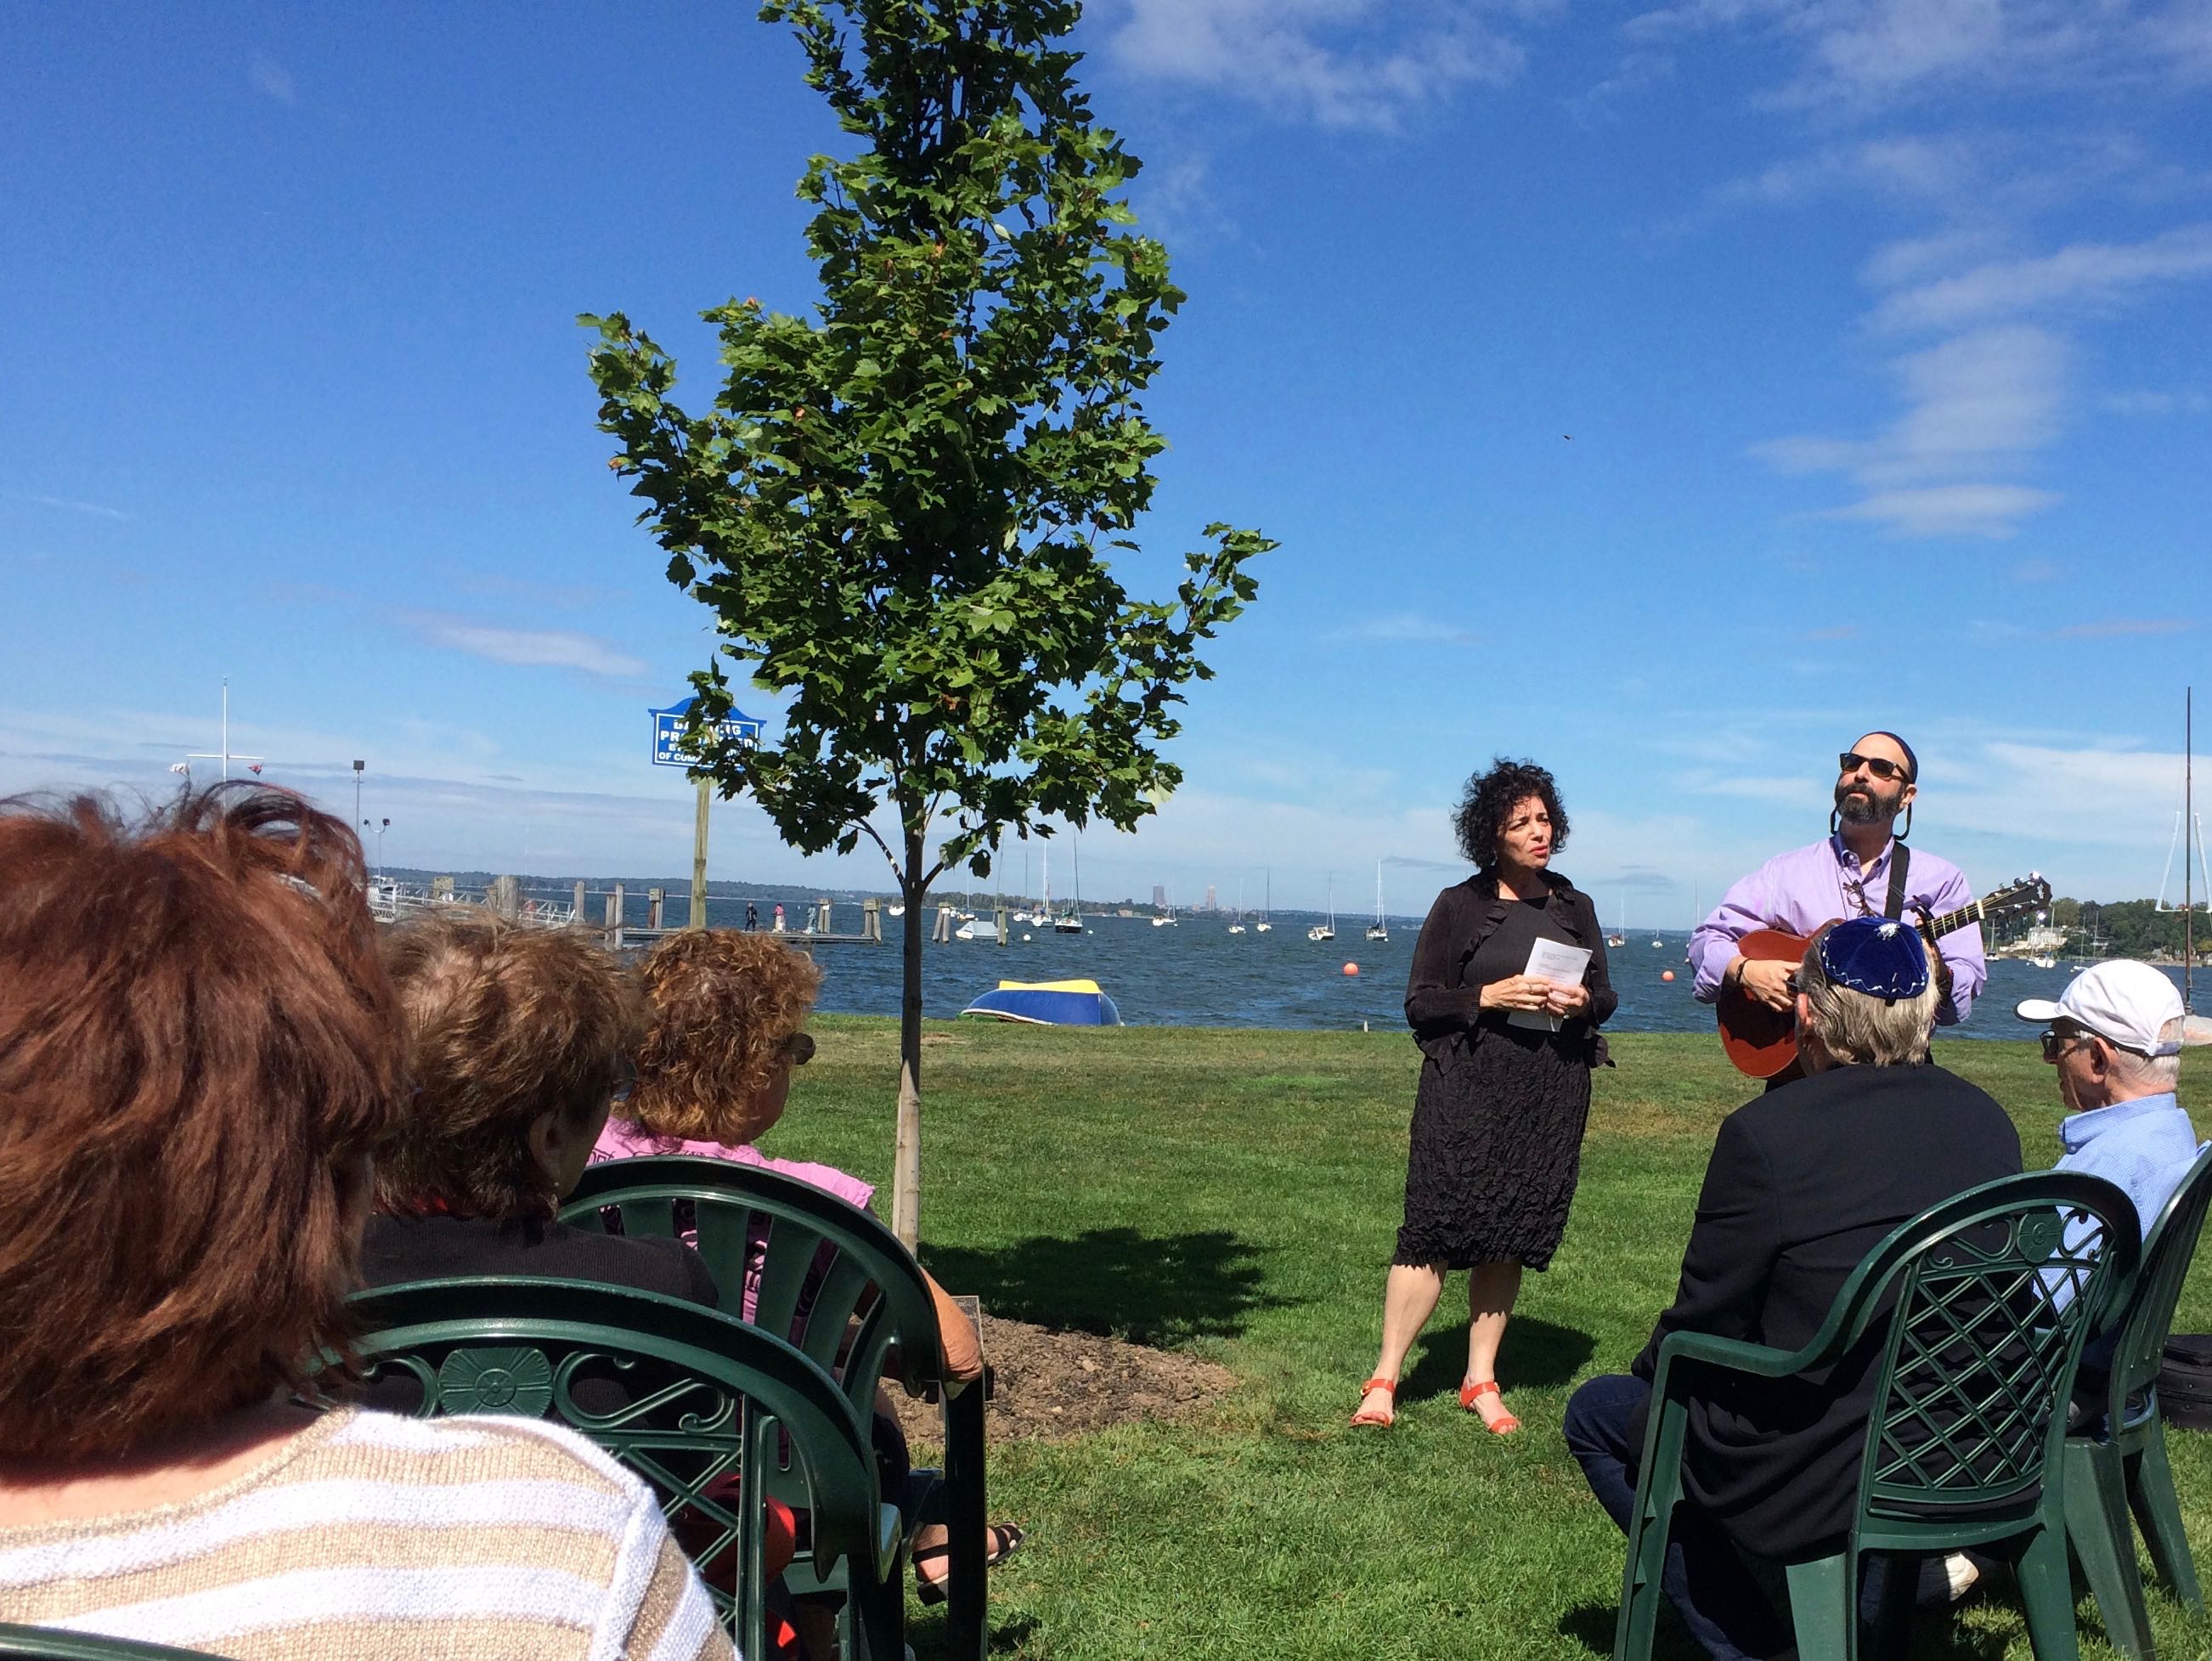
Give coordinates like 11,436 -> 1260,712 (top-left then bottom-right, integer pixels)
3,1 -> 2209,923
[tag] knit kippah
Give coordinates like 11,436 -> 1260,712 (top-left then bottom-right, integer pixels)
1819,916 -> 1928,1003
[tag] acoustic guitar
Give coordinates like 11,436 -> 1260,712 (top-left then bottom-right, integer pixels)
1716,875 -> 2053,1079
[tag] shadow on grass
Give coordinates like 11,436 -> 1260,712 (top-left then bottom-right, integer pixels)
1396,1314 -> 1597,1405
905,1608 -> 1040,1661
923,1227 -> 1292,1346
1557,1584 -> 2023,1659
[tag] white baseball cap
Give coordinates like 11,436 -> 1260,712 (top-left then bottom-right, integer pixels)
2016,961 -> 2196,1057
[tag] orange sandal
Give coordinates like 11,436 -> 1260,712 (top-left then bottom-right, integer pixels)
1350,1376 -> 1397,1428
1459,1379 -> 1520,1434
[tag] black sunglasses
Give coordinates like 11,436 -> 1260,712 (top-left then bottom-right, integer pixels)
783,1031 -> 816,1067
2040,1027 -> 2096,1061
1838,750 -> 1913,783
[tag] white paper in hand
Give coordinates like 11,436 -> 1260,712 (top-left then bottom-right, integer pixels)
1508,938 -> 1594,1031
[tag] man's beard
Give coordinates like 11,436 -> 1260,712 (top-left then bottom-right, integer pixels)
1834,782 -> 1894,826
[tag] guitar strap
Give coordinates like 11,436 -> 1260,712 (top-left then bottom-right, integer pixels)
1883,845 -> 1911,920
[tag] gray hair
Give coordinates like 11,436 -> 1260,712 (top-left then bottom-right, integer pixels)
1797,928 -> 1940,1067
2108,1016 -> 2185,1093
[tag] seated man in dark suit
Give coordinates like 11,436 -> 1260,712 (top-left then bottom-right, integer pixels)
1566,917 -> 2022,1661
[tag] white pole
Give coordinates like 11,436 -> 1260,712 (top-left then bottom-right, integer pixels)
221,678 -> 229,781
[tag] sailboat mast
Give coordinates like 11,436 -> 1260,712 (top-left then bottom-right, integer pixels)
2187,687 -> 2195,1012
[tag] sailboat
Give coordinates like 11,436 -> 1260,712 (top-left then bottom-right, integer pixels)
1254,871 -> 1273,933
1365,861 -> 1389,941
1605,894 -> 1627,950
1054,835 -> 1085,933
1227,877 -> 1245,935
1308,873 -> 1336,942
2155,687 -> 2205,1012
1152,883 -> 1177,926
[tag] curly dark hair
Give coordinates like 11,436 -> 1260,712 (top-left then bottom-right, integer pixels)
1453,757 -> 1570,870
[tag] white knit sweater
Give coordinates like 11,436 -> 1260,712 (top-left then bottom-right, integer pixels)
0,1407 -> 734,1660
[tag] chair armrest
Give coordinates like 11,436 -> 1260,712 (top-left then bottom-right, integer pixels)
1656,1329 -> 1805,1380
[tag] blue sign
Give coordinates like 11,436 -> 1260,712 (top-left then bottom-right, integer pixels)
650,698 -> 762,769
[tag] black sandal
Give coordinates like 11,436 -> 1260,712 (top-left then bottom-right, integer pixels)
913,1523 -> 1024,1606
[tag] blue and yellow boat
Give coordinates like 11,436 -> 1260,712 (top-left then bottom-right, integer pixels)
958,978 -> 1122,1026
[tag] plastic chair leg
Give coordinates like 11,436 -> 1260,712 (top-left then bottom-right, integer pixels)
1783,1552 -> 1854,1661
1611,1499 -> 1673,1661
2015,1523 -> 2086,1661
1614,1398 -> 1691,1661
941,1381 -> 990,1660
2066,1440 -> 2155,1661
2128,1427 -> 2203,1613
847,1569 -> 907,1661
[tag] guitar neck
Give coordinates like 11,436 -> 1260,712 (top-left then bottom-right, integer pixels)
1919,902 -> 1979,940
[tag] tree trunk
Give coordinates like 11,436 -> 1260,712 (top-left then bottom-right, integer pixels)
889,828 -> 926,1251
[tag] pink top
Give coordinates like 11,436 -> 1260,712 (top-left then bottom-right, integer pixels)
588,1120 -> 876,1322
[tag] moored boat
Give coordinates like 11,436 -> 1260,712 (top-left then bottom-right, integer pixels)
959,978 -> 1122,1025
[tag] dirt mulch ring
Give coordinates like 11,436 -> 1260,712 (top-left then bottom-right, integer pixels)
892,1314 -> 1236,1446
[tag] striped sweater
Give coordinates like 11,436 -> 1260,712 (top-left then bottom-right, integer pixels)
0,1407 -> 734,1661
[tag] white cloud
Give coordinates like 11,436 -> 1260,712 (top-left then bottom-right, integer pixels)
8,491 -> 133,521
1106,0 -> 1536,130
2100,389 -> 2211,415
1753,325 -> 2068,535
250,54 -> 296,105
403,612 -> 651,679
1332,612 -> 1479,647
1819,483 -> 2062,537
2054,618 -> 2197,640
1859,226 -> 2011,288
1871,223 -> 2212,332
1628,0 -> 2207,108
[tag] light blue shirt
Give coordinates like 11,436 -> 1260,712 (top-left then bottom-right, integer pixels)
2054,1092 -> 2201,1241
2048,1092 -> 2202,1325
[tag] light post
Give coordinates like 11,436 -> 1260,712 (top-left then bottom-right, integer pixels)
364,816 -> 390,877
352,760 -> 364,835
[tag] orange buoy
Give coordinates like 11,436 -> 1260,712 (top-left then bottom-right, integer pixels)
1342,962 -> 1359,976
1662,969 -> 1676,982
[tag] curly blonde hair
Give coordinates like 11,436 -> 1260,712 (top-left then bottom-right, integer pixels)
628,929 -> 823,1144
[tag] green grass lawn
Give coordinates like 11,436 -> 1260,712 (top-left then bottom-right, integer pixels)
759,1020 -> 2212,1660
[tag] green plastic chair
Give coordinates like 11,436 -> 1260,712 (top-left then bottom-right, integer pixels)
351,1274 -> 904,1661
0,1629 -> 228,1660
1614,1170 -> 2141,1661
562,1153 -> 991,1658
2063,1144 -> 2212,1661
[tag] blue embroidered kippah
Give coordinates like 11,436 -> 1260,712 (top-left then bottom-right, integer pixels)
1819,916 -> 1928,1002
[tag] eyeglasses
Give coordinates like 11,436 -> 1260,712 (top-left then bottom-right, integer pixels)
2040,1028 -> 2095,1062
782,1031 -> 816,1067
1838,751 -> 1913,783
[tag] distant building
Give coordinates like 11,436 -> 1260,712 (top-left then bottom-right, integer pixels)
1205,884 -> 1217,911
1151,884 -> 1166,908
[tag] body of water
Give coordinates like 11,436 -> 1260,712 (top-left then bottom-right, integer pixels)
653,895 -> 2161,1042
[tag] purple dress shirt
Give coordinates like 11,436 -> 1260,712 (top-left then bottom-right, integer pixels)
1689,833 -> 1986,1025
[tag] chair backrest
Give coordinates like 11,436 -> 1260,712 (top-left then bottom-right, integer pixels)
561,1155 -> 949,1414
1768,1171 -> 2139,1523
0,1627 -> 227,1660
2096,1143 -> 2212,1424
350,1274 -> 881,1657
1794,1171 -> 2139,1521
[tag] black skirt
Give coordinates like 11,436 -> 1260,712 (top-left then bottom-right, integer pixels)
1393,1018 -> 1593,1271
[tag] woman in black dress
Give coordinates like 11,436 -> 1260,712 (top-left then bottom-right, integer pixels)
1352,758 -> 1615,1432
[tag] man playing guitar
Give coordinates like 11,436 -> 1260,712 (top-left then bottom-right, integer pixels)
1690,732 -> 1987,1034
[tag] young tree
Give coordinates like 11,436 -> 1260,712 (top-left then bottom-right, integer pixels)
584,0 -> 1270,1247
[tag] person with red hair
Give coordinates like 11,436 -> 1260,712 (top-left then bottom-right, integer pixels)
0,786 -> 729,1660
